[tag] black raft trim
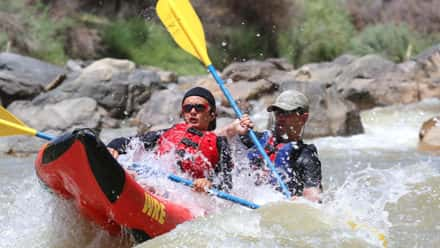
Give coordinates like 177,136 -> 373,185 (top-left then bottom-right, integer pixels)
130,228 -> 151,243
75,129 -> 126,203
42,132 -> 76,164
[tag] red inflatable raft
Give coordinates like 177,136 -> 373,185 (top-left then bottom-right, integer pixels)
35,129 -> 193,241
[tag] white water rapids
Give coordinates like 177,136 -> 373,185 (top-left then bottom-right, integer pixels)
1,98 -> 439,248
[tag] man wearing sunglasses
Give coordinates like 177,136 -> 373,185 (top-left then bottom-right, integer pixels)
221,90 -> 322,202
108,87 -> 233,193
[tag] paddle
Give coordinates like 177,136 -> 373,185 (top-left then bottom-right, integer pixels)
156,0 -> 291,198
0,106 -> 54,140
130,163 -> 260,209
168,174 -> 260,209
0,106 -> 260,209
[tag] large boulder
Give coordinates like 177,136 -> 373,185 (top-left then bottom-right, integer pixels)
32,58 -> 162,118
135,87 -> 184,132
222,59 -> 290,82
418,116 -> 440,154
2,97 -> 106,155
7,97 -> 104,132
0,52 -> 66,106
412,44 -> 440,100
293,54 -> 400,110
291,49 -> 440,110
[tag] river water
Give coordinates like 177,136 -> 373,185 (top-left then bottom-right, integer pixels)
1,98 -> 439,248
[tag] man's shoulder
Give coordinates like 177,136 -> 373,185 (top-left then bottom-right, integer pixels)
300,142 -> 318,153
296,142 -> 320,164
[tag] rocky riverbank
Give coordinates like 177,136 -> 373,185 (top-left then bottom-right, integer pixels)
1,43 -> 439,155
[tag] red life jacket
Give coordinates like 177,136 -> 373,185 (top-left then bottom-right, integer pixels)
156,123 -> 220,179
266,136 -> 282,162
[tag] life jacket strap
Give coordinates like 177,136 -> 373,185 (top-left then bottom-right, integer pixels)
181,137 -> 199,148
187,127 -> 204,137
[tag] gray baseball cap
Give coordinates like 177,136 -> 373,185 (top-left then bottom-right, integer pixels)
267,90 -> 309,112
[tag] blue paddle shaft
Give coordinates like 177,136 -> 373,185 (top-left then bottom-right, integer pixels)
168,174 -> 260,209
131,164 -> 259,209
207,65 -> 291,199
36,131 -> 55,141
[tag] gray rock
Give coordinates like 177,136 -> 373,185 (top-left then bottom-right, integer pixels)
100,127 -> 138,145
222,59 -> 282,82
0,52 -> 65,106
32,58 -> 161,118
66,59 -> 86,72
7,97 -> 103,132
135,88 -> 184,131
417,116 -> 440,154
0,136 -> 50,155
220,79 -> 277,107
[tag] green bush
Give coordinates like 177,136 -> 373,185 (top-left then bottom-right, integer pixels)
102,18 -> 206,75
0,1 -> 25,13
102,18 -> 148,58
349,23 -> 435,62
209,25 -> 271,68
277,0 -> 355,66
0,32 -> 7,51
0,0 -> 71,65
27,6 -> 72,65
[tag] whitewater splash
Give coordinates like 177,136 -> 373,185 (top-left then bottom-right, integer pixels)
0,173 -> 132,248
117,137 -> 439,248
322,162 -> 438,247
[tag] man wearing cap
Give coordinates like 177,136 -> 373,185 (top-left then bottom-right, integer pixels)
221,90 -> 322,202
107,87 -> 234,193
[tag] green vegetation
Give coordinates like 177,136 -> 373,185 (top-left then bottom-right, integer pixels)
102,18 -> 205,75
1,0 -> 439,74
209,25 -> 270,68
0,32 -> 7,51
349,23 -> 435,62
277,0 -> 355,66
28,5 -> 72,65
1,0 -> 72,65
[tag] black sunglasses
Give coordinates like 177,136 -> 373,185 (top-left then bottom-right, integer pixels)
182,103 -> 209,113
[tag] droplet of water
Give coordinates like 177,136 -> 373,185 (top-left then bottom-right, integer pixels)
221,41 -> 227,47
256,33 -> 261,37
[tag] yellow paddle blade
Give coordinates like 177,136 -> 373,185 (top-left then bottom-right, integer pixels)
0,106 -> 37,137
0,106 -> 25,126
156,0 -> 212,66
